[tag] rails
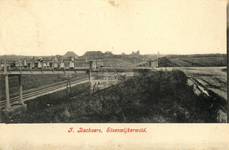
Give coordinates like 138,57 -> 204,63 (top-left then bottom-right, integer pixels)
0,76 -> 89,109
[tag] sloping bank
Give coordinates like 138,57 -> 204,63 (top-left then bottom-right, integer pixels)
187,77 -> 227,123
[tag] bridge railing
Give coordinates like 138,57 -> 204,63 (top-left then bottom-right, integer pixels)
0,59 -> 154,74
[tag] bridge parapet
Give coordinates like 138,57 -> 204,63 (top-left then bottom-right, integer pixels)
0,59 -> 153,75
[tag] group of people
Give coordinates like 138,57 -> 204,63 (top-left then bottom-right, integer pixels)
37,56 -> 75,68
1,56 -> 75,69
31,56 -> 74,63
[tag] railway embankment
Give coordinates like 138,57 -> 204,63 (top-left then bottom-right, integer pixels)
2,70 -> 223,123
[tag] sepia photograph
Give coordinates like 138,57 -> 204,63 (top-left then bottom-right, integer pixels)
0,0 -> 228,149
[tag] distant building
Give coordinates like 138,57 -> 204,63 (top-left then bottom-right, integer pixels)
130,50 -> 140,56
104,51 -> 113,57
82,51 -> 104,59
63,51 -> 79,59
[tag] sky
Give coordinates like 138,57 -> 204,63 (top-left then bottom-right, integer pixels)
0,0 -> 226,56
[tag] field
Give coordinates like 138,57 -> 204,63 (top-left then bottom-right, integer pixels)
102,58 -> 134,67
2,70 -> 223,123
158,57 -> 179,67
169,57 -> 226,67
159,54 -> 226,67
102,56 -> 145,67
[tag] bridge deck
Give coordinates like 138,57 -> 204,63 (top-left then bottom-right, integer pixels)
0,67 -> 152,75
0,67 -> 89,74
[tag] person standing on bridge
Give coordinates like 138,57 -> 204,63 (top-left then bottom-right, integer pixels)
43,59 -> 47,68
60,57 -> 65,68
23,60 -> 27,68
30,57 -> 35,68
38,57 -> 43,68
52,57 -> 58,68
69,56 -> 74,68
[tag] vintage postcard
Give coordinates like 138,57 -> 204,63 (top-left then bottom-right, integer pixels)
0,0 -> 228,149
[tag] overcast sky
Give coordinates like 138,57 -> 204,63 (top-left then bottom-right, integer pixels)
0,0 -> 226,56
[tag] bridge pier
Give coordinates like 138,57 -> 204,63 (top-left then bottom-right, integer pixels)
2,69 -> 27,117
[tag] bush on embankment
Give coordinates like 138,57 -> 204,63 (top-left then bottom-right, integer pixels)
4,70 -> 222,123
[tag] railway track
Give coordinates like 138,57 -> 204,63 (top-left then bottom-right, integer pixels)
1,75 -> 89,109
1,75 -> 88,98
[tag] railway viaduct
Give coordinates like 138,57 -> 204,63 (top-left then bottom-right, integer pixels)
0,59 -> 158,117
